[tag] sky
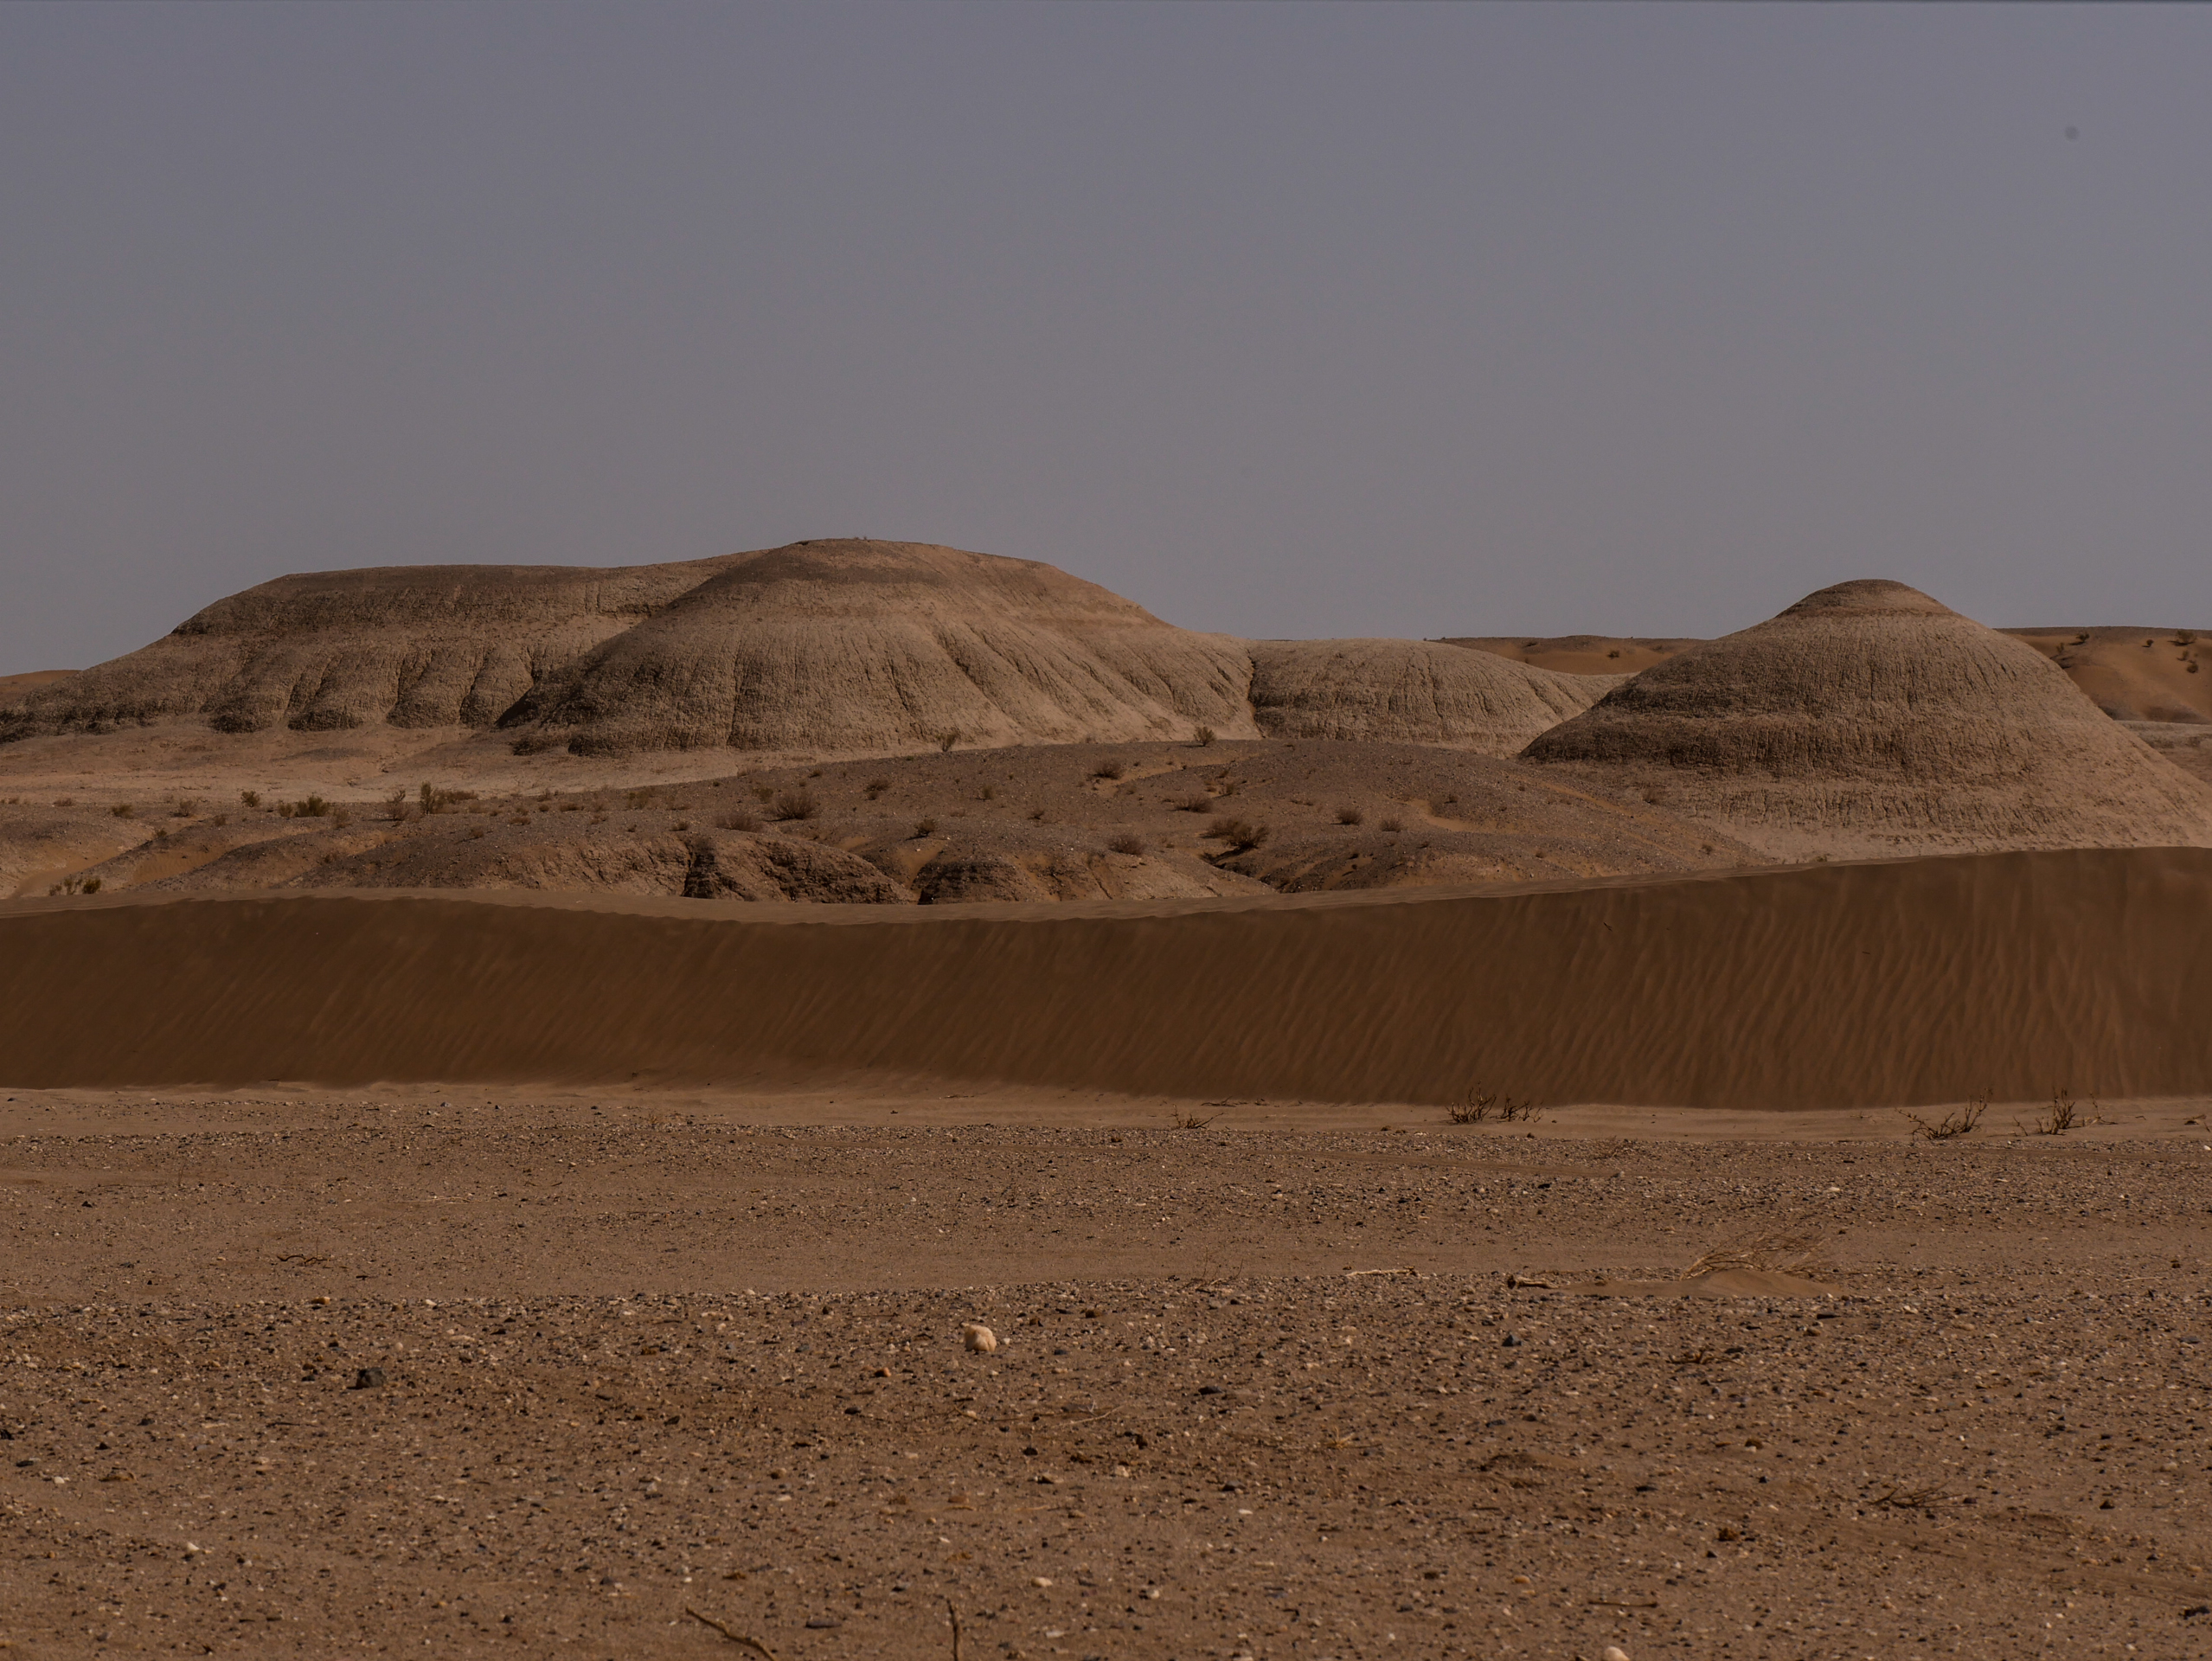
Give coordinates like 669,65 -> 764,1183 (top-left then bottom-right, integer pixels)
3,3 -> 2209,675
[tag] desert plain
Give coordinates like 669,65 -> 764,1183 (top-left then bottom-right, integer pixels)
2,542 -> 2209,1659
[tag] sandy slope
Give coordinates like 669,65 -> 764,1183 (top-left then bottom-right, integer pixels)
4,846 -> 2209,1108
2006,626 -> 2211,723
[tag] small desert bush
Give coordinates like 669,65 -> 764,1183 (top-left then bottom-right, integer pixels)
238,790 -> 260,808
1202,816 -> 1268,852
1901,1095 -> 1985,1141
418,783 -> 474,813
53,796 -> 75,807
1170,794 -> 1213,813
975,784 -> 996,801
772,789 -> 819,822
212,811 -> 228,827
172,798 -> 197,818
914,818 -> 939,837
939,730 -> 961,753
49,874 -> 101,896
2023,1087 -> 2100,1136
1090,760 -> 1125,781
277,794 -> 331,819
384,789 -> 412,823
1192,725 -> 1216,747
110,803 -> 134,818
864,778 -> 890,799
1335,805 -> 1363,825
715,808 -> 762,832
1377,816 -> 1402,833
1107,834 -> 1146,856
1448,1085 -> 1540,1125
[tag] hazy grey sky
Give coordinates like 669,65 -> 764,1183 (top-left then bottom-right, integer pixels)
3,3 -> 2207,674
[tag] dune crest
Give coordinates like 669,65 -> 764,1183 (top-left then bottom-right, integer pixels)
5,847 -> 2208,1108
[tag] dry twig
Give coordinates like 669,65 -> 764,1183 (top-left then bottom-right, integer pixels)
683,1606 -> 782,1659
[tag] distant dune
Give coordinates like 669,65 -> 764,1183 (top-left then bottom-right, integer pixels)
2003,626 -> 2210,724
0,670 -> 78,702
5,847 -> 2208,1108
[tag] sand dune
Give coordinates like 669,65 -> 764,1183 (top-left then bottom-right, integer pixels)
4,845 -> 2207,1107
1524,580 -> 2212,858
2004,625 -> 2210,723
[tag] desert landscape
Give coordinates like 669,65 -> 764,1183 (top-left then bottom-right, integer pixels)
3,541 -> 2210,1658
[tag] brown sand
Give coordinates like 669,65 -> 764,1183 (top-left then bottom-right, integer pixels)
2,1086 -> 2208,1658
4,846 -> 2210,1109
2005,627 -> 2212,724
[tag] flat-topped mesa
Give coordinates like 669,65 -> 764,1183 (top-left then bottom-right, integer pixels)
1522,578 -> 2212,857
0,555 -> 743,740
503,539 -> 1256,754
0,540 -> 1260,753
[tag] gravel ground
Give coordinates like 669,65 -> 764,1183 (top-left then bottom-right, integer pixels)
3,1096 -> 2209,1658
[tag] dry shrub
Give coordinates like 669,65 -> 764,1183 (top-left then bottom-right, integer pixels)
110,803 -> 134,818
1192,725 -> 1216,747
863,778 -> 891,798
2023,1087 -> 2100,1136
237,790 -> 259,808
1170,794 -> 1213,813
1091,760 -> 1125,781
715,808 -> 762,833
1377,816 -> 1403,833
939,730 -> 961,753
1901,1095 -> 1986,1141
1202,817 -> 1268,852
172,798 -> 197,818
1335,805 -> 1363,825
418,783 -> 473,813
1107,834 -> 1145,856
1683,1225 -> 1832,1279
1449,1085 -> 1540,1125
773,789 -> 819,822
913,818 -> 939,837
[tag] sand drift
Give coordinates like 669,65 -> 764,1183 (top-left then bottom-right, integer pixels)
3,846 -> 2208,1108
